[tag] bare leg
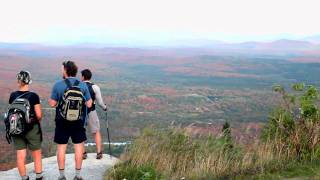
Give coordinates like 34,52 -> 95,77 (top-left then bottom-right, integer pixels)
16,149 -> 27,176
74,143 -> 84,169
32,149 -> 42,173
94,131 -> 102,153
57,144 -> 67,170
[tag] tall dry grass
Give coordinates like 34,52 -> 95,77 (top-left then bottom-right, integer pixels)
106,127 -> 304,179
106,84 -> 320,179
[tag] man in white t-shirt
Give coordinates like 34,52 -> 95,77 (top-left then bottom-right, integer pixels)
81,69 -> 107,159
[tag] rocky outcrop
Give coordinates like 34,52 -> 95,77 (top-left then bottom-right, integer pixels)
0,153 -> 118,180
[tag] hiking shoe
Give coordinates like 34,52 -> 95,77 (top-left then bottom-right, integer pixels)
82,151 -> 87,160
96,152 -> 103,159
58,176 -> 66,180
22,176 -> 29,180
73,176 -> 84,180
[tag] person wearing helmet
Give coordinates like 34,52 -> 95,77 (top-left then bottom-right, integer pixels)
8,71 -> 43,180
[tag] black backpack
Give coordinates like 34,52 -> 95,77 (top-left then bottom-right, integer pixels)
4,92 -> 32,144
85,82 -> 96,112
58,79 -> 85,121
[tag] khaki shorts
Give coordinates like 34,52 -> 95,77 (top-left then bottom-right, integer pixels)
87,110 -> 101,134
12,124 -> 42,151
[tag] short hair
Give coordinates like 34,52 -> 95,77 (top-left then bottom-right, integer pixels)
81,69 -> 92,80
62,60 -> 78,77
17,70 -> 32,84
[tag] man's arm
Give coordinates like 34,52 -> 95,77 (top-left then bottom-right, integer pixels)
92,84 -> 107,110
49,83 -> 59,107
86,99 -> 92,108
48,99 -> 57,107
34,104 -> 42,121
33,94 -> 42,121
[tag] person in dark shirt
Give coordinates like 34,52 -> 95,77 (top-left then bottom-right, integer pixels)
9,71 -> 43,180
49,61 -> 92,180
81,69 -> 108,160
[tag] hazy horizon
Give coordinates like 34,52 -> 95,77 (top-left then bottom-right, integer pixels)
0,0 -> 319,46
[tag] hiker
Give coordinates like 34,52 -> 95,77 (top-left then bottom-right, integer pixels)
48,61 -> 92,180
6,71 -> 43,180
81,69 -> 108,160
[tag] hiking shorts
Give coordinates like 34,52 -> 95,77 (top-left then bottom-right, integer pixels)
87,110 -> 101,134
54,122 -> 87,144
12,124 -> 42,151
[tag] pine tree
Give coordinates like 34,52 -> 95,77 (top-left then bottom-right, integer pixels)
222,121 -> 233,150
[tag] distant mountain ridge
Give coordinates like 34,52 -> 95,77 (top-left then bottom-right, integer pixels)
0,37 -> 319,50
303,35 -> 320,44
233,39 -> 315,50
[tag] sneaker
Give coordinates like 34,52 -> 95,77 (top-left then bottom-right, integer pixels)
96,152 -> 103,159
58,176 -> 66,180
73,176 -> 84,180
82,151 -> 87,160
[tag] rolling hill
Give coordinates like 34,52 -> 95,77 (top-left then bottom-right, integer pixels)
1,38 -> 320,171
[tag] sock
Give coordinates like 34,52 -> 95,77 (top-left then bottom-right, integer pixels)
36,172 -> 43,178
21,175 -> 29,180
59,169 -> 65,178
76,168 -> 81,177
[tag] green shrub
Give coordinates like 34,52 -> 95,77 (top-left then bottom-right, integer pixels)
106,162 -> 162,180
263,83 -> 320,160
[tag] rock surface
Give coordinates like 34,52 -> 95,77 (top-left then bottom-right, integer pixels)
0,153 -> 118,180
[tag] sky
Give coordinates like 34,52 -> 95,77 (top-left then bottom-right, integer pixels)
0,0 -> 319,45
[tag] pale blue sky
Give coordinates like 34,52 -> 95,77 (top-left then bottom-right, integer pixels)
0,0 -> 319,45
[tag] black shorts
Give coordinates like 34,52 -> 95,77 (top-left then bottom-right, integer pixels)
54,121 -> 87,144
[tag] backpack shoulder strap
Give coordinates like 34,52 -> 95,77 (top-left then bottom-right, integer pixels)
64,79 -> 72,88
12,92 -> 31,103
6,131 -> 11,144
85,82 -> 94,88
86,82 -> 95,98
74,80 -> 80,86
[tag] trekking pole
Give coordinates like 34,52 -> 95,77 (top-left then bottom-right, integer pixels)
106,111 -> 112,159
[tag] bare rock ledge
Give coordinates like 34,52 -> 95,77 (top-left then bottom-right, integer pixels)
0,153 -> 119,180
